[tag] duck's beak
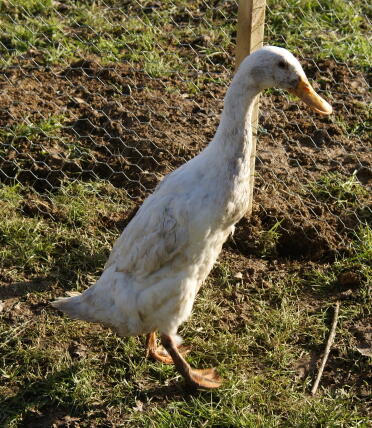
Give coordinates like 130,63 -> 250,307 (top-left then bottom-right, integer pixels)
289,77 -> 332,115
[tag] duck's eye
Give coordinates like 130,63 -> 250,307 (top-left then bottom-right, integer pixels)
278,61 -> 287,69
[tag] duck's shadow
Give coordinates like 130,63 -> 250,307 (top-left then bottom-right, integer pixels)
0,365 -> 211,426
137,382 -> 203,402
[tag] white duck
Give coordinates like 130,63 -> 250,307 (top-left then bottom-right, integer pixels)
52,46 -> 332,389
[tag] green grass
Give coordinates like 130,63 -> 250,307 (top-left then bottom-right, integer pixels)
0,181 -> 134,284
0,0 -> 369,72
307,172 -> 369,207
304,225 -> 371,299
267,0 -> 371,67
0,116 -> 64,143
257,219 -> 284,257
0,0 -> 233,77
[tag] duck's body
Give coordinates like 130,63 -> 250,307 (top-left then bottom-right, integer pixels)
52,47 -> 332,389
56,119 -> 252,337
54,65 -> 256,338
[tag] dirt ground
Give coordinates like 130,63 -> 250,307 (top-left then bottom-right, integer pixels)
1,56 -> 370,253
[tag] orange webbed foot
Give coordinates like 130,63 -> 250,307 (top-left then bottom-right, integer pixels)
160,333 -> 223,390
186,367 -> 223,389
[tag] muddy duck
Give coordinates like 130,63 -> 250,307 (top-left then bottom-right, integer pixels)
52,46 -> 332,389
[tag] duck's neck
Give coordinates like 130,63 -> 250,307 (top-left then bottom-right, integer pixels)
210,68 -> 260,161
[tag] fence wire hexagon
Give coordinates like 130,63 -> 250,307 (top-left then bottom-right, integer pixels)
0,0 -> 370,266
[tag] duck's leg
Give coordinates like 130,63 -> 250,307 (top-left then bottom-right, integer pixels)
146,331 -> 190,365
160,333 -> 222,389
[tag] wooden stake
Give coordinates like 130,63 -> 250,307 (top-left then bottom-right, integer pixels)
236,0 -> 266,215
311,301 -> 341,396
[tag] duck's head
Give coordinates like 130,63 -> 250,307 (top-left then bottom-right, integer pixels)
244,46 -> 332,115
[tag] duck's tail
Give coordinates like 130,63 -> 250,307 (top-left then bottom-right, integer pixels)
51,291 -> 95,322
51,267 -> 139,336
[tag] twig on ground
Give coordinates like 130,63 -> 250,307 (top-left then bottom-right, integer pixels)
311,301 -> 341,396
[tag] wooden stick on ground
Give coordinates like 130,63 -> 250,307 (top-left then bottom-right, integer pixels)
311,301 -> 341,396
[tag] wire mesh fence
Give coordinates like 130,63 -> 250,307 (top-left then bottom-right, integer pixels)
0,0 -> 370,264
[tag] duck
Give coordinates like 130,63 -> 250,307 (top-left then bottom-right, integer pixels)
52,46 -> 332,389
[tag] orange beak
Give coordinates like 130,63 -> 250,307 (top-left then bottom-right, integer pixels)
289,77 -> 332,115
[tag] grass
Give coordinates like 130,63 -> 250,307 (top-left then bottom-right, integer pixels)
307,172 -> 369,207
2,0 -> 368,80
267,0 -> 371,67
0,0 -> 233,77
0,0 -> 369,73
257,219 -> 284,257
304,225 -> 371,299
0,181 -> 134,284
0,116 -> 64,143
0,0 -> 371,426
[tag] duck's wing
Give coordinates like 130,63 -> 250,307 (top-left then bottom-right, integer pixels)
105,193 -> 189,278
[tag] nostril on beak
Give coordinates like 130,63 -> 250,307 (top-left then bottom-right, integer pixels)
290,78 -> 300,89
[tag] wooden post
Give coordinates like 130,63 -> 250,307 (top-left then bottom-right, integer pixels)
236,0 -> 266,215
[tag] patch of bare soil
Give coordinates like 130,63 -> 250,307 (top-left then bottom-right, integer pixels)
1,57 -> 370,261
0,58 -> 222,197
233,59 -> 371,261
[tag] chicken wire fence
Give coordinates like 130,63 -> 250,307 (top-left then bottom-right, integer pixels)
0,0 -> 370,259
